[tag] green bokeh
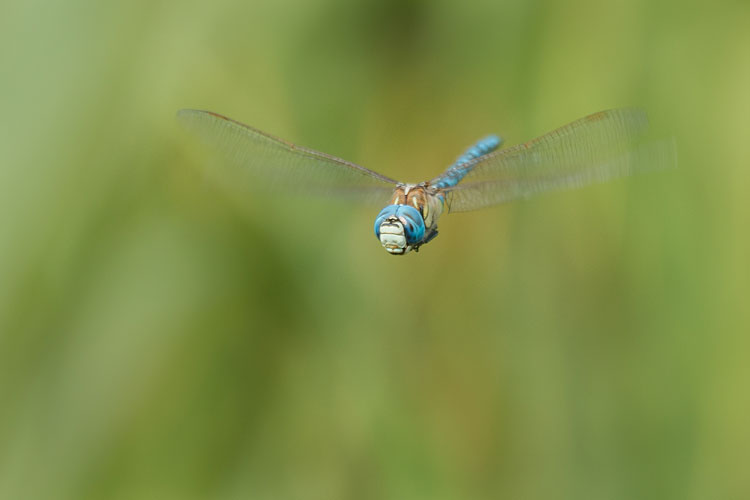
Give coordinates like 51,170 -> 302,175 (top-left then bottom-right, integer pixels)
1,0 -> 748,499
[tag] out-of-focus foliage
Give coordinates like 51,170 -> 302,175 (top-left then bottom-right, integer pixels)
1,0 -> 748,498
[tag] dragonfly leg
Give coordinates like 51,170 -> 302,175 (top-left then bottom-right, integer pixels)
412,229 -> 438,253
419,229 -> 439,248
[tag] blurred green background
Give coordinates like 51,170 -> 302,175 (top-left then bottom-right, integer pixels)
1,0 -> 748,499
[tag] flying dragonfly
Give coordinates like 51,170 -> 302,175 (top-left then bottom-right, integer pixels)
177,108 -> 674,255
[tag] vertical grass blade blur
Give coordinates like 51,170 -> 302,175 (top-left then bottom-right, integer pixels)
1,0 -> 748,499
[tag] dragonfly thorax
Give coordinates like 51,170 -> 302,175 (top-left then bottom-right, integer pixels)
374,205 -> 425,255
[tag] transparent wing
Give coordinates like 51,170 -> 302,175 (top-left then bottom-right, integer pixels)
437,109 -> 676,213
177,109 -> 398,205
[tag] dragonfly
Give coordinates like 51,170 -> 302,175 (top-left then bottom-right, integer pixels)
177,108 -> 674,255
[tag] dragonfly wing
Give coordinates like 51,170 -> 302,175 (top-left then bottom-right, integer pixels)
441,109 -> 676,213
177,109 -> 399,205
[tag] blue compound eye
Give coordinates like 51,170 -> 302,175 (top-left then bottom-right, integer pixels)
374,204 -> 425,245
396,205 -> 425,244
374,205 -> 400,238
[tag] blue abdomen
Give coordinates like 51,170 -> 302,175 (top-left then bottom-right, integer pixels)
434,135 -> 502,189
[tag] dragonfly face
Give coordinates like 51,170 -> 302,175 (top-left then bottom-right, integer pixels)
374,204 -> 425,255
378,217 -> 409,254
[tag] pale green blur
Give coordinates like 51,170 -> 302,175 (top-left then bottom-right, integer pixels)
1,0 -> 748,499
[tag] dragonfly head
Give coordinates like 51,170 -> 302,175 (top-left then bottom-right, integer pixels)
374,205 -> 425,255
